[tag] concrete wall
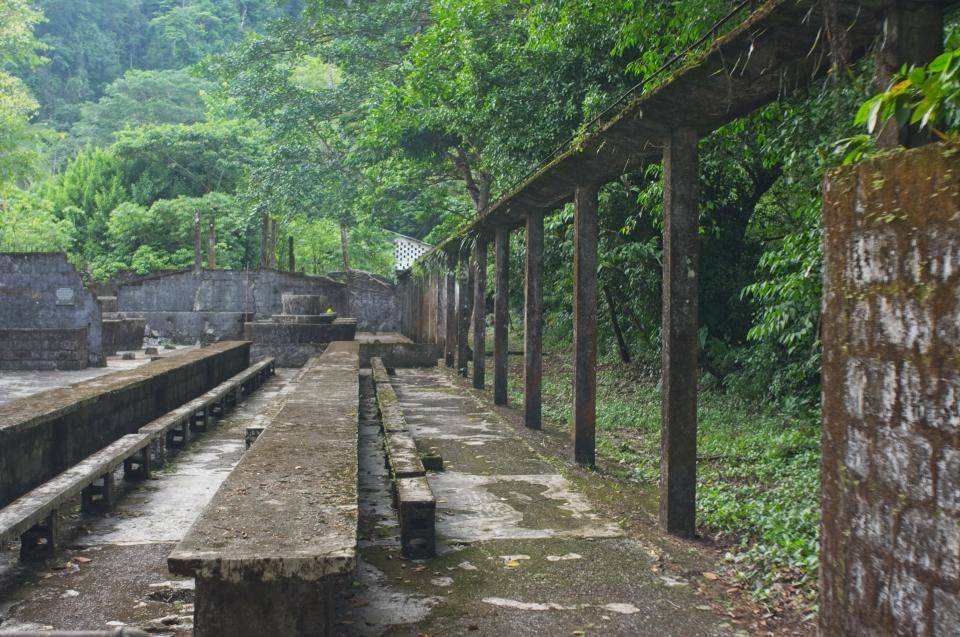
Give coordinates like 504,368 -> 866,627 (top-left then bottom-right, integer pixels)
102,318 -> 146,355
396,270 -> 445,345
0,328 -> 88,370
329,270 -> 401,333
0,341 -> 251,508
820,142 -> 960,636
245,320 -> 358,367
117,269 -> 398,342
0,253 -> 103,366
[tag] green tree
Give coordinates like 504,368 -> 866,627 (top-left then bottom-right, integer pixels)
70,69 -> 213,148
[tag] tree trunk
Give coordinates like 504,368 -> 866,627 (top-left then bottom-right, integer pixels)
260,214 -> 270,269
193,209 -> 202,271
603,282 -> 631,364
339,220 -> 351,271
207,214 -> 217,270
288,236 -> 295,272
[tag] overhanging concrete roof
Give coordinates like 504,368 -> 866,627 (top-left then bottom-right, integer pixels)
436,0 -> 955,253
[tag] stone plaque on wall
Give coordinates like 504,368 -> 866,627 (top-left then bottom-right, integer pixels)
55,287 -> 76,306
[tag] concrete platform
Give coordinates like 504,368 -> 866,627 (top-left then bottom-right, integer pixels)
0,346 -> 197,407
338,368 -> 743,636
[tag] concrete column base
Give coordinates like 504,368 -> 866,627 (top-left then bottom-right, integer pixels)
194,576 -> 334,637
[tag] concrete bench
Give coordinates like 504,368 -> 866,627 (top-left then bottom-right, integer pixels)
138,358 -> 275,461
168,342 -> 359,637
0,433 -> 152,560
371,357 -> 438,560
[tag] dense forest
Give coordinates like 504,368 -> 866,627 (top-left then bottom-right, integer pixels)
2,0 -> 958,618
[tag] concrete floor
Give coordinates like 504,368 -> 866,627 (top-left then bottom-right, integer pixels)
0,369 -> 293,634
0,364 -> 748,636
340,368 -> 743,637
0,346 -> 198,406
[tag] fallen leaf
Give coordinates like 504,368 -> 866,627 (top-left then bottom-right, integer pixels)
73,556 -> 92,564
467,624 -> 479,631
703,572 -> 719,581
505,560 -> 521,569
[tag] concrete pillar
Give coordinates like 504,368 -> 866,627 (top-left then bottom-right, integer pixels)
493,226 -> 510,405
524,211 -> 544,429
572,184 -> 599,467
207,215 -> 217,270
444,257 -> 456,367
660,126 -> 700,537
457,250 -> 471,376
194,209 -> 203,271
875,2 -> 944,148
472,236 -> 487,389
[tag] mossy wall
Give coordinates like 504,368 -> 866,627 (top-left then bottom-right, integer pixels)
820,141 -> 960,635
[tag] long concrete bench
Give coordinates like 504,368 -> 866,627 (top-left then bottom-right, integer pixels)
168,341 -> 360,637
0,341 -> 251,508
138,357 -> 275,463
0,357 -> 276,563
371,357 -> 436,559
0,433 -> 152,560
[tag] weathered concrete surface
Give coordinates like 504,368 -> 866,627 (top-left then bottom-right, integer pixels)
169,342 -> 360,584
0,253 -> 103,367
244,318 -> 357,367
820,141 -> 960,635
0,342 -> 251,509
339,368 -> 740,636
358,331 -> 443,368
0,370 -> 293,633
0,347 -> 192,407
101,318 -> 145,356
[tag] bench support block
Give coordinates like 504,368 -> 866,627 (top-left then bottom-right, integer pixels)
81,473 -> 115,513
19,512 -> 60,561
194,576 -> 333,637
397,477 -> 436,559
124,448 -> 152,481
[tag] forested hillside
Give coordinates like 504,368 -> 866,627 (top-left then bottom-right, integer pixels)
2,0 -> 957,620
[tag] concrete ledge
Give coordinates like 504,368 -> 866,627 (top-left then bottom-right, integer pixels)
0,341 -> 251,508
168,342 -> 359,637
360,341 -> 443,368
385,431 -> 425,479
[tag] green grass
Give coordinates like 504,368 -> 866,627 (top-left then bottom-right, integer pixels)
503,351 -> 820,611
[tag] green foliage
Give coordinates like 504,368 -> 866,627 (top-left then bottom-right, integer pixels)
24,0 -> 291,129
0,187 -> 74,252
70,69 -> 213,148
857,48 -> 960,141
0,0 -> 46,187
